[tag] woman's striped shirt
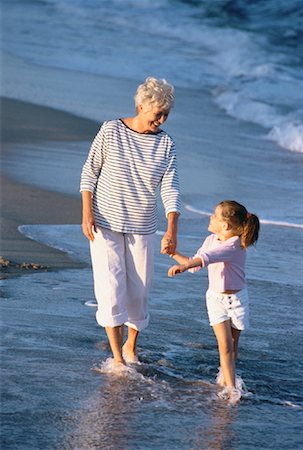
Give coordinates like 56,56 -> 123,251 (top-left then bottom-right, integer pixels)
80,119 -> 181,234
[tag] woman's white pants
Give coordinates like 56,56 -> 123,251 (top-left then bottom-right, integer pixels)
90,227 -> 154,331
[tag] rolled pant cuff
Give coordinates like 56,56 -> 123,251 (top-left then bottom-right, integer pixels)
96,310 -> 128,328
125,313 -> 150,332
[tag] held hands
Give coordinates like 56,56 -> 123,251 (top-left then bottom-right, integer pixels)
161,228 -> 188,277
161,233 -> 177,256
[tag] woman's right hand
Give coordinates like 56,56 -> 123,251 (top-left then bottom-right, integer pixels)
82,211 -> 97,241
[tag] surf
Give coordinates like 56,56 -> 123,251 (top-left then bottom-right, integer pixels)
184,204 -> 303,230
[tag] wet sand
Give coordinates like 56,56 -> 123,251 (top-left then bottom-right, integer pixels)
0,97 -> 99,276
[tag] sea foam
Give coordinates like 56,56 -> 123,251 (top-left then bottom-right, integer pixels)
3,0 -> 303,153
184,205 -> 303,230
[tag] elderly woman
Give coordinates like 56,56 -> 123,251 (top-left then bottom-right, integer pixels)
80,77 -> 181,367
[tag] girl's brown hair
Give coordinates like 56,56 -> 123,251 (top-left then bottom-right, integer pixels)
219,200 -> 260,249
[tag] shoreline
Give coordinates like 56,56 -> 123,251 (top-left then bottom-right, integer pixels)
0,175 -> 87,278
1,97 -> 100,277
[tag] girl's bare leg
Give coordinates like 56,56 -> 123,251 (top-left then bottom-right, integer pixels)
231,327 -> 241,361
213,320 -> 235,388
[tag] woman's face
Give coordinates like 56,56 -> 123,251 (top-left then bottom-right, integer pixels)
138,104 -> 170,133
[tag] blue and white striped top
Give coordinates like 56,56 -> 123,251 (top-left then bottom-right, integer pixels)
80,119 -> 181,234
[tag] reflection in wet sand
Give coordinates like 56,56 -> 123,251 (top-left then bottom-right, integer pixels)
204,401 -> 238,450
63,372 -> 139,449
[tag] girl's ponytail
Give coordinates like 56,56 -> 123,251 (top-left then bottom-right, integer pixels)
241,213 -> 260,249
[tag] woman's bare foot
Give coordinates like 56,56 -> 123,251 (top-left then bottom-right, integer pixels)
122,343 -> 139,364
113,357 -> 126,366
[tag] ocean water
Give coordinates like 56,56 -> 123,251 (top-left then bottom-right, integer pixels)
2,0 -> 303,153
1,1 -> 303,449
1,225 -> 303,449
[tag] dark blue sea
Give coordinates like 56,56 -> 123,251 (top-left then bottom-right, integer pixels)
1,1 -> 303,449
2,0 -> 303,153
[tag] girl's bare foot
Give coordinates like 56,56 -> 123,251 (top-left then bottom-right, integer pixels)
215,367 -> 225,387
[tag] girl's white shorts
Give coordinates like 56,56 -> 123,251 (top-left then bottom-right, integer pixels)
206,288 -> 249,330
90,227 -> 154,331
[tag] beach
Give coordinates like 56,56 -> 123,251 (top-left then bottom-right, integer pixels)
1,62 -> 303,450
1,98 -> 99,276
1,1 -> 303,448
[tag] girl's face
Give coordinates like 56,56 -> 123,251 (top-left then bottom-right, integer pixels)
208,205 -> 226,235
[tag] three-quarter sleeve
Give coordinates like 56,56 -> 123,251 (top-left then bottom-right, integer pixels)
188,237 -> 210,273
160,142 -> 181,216
194,240 -> 240,267
80,123 -> 107,193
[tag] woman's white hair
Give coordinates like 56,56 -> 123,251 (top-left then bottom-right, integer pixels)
135,77 -> 175,111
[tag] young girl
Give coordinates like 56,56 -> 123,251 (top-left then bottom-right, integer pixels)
166,200 -> 260,402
